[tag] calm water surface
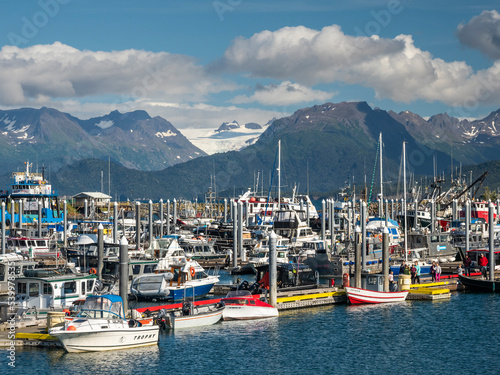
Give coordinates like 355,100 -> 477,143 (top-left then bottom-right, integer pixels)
3,291 -> 500,374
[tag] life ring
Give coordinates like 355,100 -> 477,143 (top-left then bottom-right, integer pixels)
89,268 -> 97,275
190,267 -> 196,277
378,234 -> 383,242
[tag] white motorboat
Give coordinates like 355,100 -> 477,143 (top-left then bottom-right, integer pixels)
156,300 -> 224,329
49,294 -> 159,352
221,290 -> 278,321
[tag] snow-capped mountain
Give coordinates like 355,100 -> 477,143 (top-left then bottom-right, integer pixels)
0,107 -> 206,174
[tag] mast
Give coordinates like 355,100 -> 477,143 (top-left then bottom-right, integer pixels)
403,141 -> 408,262
379,132 -> 383,217
278,139 -> 281,206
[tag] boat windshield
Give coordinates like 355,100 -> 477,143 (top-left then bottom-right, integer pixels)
225,290 -> 252,298
79,296 -> 124,319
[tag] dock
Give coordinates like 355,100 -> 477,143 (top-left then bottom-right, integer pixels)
275,288 -> 347,310
0,325 -> 61,348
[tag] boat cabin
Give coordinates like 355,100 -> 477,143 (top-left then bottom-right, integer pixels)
0,272 -> 98,321
0,254 -> 37,295
255,263 -> 318,289
466,249 -> 500,269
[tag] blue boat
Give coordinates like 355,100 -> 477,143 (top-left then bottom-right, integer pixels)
130,259 -> 219,301
0,161 -> 64,225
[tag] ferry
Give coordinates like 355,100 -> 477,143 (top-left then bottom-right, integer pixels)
0,161 -> 64,225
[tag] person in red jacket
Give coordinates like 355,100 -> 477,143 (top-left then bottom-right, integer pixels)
478,254 -> 488,278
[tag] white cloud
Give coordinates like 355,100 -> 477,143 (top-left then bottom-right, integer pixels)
0,42 -> 235,106
457,10 -> 500,60
231,81 -> 335,106
215,24 -> 500,107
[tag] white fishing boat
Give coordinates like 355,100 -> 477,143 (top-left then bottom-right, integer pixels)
156,299 -> 224,329
344,286 -> 408,305
49,294 -> 159,352
221,290 -> 278,321
0,270 -> 98,322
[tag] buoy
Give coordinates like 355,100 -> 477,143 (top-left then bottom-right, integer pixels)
190,267 -> 196,277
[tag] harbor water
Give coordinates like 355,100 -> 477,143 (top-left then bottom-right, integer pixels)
3,292 -> 500,375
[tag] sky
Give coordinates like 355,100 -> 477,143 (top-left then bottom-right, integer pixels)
1,0 -> 500,132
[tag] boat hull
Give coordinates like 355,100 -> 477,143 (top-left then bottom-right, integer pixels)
222,305 -> 278,320
51,325 -> 159,353
344,287 -> 408,304
458,275 -> 500,293
168,306 -> 224,329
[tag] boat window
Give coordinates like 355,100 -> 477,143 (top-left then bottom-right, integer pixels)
36,240 -> 45,246
81,281 -> 86,295
15,266 -> 21,275
440,236 -> 448,242
17,282 -> 27,295
144,265 -> 156,273
29,283 -> 40,297
43,283 -> 53,295
0,265 -> 4,280
87,280 -> 94,293
132,265 -> 141,275
367,276 -> 377,285
63,281 -> 77,294
430,236 -> 439,243
249,300 -> 256,305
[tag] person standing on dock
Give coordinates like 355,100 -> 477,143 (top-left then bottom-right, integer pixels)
463,256 -> 472,277
457,265 -> 464,276
399,261 -> 406,275
410,263 -> 417,284
435,262 -> 442,282
430,261 -> 437,282
478,254 -> 488,279
388,271 -> 396,292
414,262 -> 421,284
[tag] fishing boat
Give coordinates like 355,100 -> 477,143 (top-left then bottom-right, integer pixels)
0,270 -> 98,322
221,290 -> 278,321
156,299 -> 224,329
130,258 -> 219,301
0,161 -> 64,225
344,286 -> 408,305
458,274 -> 500,293
49,294 -> 159,352
0,253 -> 37,295
7,229 -> 60,258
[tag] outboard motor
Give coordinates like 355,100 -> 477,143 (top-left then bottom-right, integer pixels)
182,301 -> 192,316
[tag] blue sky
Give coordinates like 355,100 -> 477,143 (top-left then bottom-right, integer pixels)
1,0 -> 500,130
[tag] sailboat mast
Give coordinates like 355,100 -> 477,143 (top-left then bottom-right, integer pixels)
403,141 -> 408,262
278,140 -> 281,205
379,132 -> 383,217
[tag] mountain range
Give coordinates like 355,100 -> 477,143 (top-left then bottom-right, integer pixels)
0,107 -> 206,175
1,102 -> 499,199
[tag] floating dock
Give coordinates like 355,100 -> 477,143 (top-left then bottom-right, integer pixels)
275,288 -> 346,310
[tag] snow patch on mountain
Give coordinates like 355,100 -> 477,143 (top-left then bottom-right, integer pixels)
182,120 -> 270,155
155,130 -> 177,138
96,120 -> 114,129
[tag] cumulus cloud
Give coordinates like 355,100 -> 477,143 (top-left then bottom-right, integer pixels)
457,10 -> 500,60
214,24 -> 500,107
230,81 -> 335,106
0,42 -> 235,106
